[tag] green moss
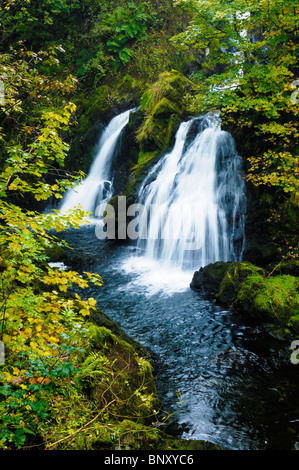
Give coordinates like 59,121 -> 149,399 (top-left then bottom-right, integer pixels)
91,308 -> 149,358
216,262 -> 265,306
233,273 -> 265,317
191,261 -> 231,293
136,112 -> 181,152
87,323 -> 117,350
135,150 -> 159,167
136,70 -> 197,153
77,324 -> 161,424
287,315 -> 299,334
114,149 -> 161,215
152,96 -> 181,116
139,70 -> 195,113
196,261 -> 299,335
218,264 -> 299,326
251,275 -> 299,322
128,150 -> 159,189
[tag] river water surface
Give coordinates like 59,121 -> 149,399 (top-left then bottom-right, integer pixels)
60,225 -> 299,451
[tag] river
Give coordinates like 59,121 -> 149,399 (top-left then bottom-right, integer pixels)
59,224 -> 299,451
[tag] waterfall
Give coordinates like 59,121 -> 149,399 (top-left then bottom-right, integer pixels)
136,114 -> 246,271
59,108 -> 135,216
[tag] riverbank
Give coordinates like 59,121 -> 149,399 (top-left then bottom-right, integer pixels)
40,306 -> 221,451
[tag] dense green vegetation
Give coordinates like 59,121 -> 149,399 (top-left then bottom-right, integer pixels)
0,0 -> 298,451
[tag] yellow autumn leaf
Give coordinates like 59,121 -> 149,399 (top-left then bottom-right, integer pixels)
79,308 -> 90,317
2,372 -> 12,382
58,284 -> 68,292
24,328 -> 32,338
87,298 -> 97,307
48,336 -> 59,343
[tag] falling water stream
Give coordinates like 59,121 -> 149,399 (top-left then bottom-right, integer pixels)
57,110 -> 299,450
59,108 -> 136,215
136,114 -> 246,271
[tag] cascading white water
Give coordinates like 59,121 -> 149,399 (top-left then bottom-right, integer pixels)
59,108 -> 135,216
136,113 -> 246,271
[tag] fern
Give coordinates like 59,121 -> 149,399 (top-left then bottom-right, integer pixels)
105,3 -> 150,69
74,352 -> 111,384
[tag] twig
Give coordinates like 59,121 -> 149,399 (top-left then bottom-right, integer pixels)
45,398 -> 117,449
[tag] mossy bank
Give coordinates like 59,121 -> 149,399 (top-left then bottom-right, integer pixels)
41,314 -> 220,450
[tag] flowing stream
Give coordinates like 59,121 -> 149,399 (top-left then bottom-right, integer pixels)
61,229 -> 299,450
57,110 -> 299,450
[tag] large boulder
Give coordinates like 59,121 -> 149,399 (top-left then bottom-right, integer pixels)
191,261 -> 264,302
191,260 -> 299,336
235,273 -> 299,325
80,324 -> 161,424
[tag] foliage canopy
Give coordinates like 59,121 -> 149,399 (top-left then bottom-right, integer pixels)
172,0 -> 299,194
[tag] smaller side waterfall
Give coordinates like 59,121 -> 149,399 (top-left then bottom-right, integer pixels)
136,114 -> 246,271
59,108 -> 135,215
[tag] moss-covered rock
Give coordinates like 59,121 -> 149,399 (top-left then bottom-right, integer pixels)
42,321 -> 161,450
216,262 -> 266,306
190,261 -> 231,295
136,70 -> 197,153
191,261 -> 265,303
235,274 -> 299,324
92,308 -> 150,358
74,324 -> 160,425
191,261 -> 299,336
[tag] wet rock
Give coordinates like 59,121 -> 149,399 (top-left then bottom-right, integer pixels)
191,260 -> 299,336
190,261 -> 230,295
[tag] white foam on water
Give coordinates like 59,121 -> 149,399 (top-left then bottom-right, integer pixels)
120,255 -> 193,296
